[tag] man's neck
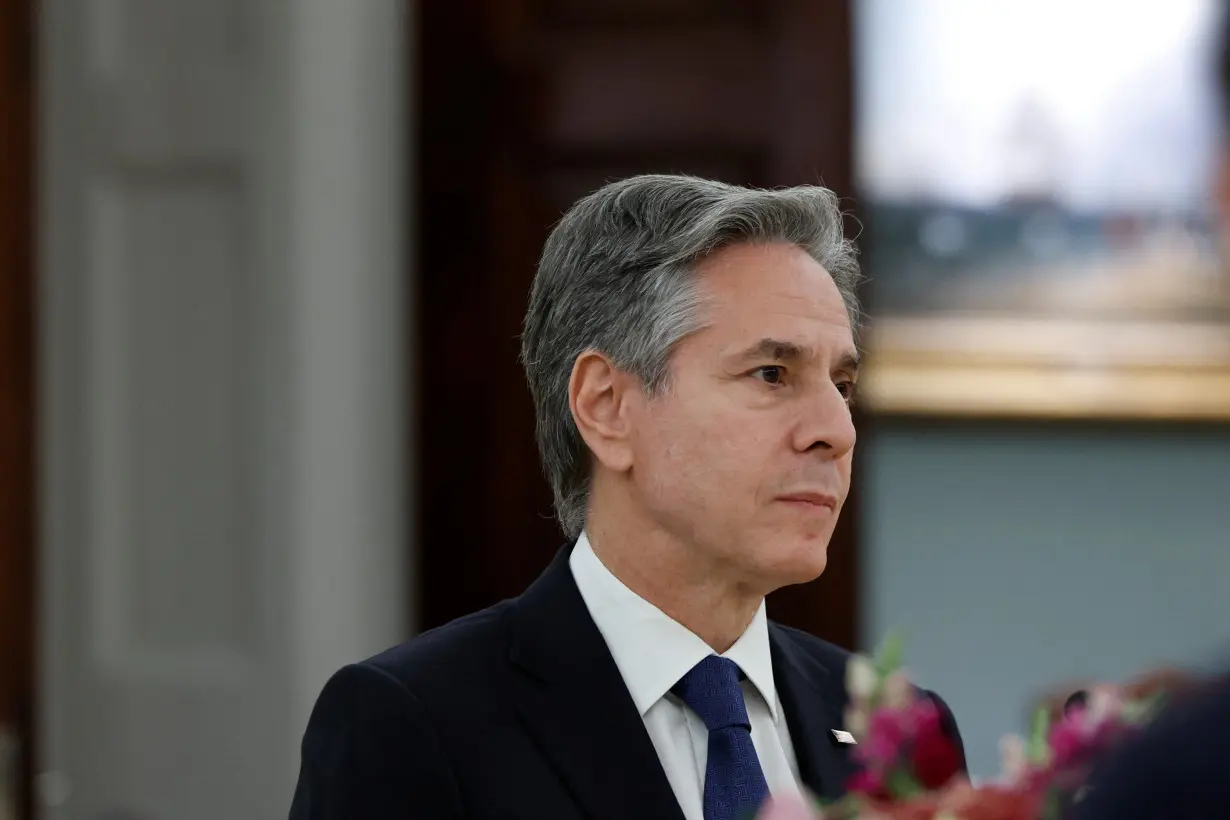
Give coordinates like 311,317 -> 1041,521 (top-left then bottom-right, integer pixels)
584,510 -> 764,654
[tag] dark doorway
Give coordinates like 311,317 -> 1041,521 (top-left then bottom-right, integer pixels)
0,1 -> 37,817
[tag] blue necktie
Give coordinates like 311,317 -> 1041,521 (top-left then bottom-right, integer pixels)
673,655 -> 771,820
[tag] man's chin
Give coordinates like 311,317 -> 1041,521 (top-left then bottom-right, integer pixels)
760,546 -> 830,589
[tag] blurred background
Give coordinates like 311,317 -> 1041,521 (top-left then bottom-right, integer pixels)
2,0 -> 1229,818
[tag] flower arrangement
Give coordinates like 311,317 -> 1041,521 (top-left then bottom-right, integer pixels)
759,635 -> 1190,820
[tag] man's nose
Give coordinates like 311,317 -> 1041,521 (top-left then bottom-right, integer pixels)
793,385 -> 857,456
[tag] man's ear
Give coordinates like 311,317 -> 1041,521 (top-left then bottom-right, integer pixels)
569,350 -> 637,473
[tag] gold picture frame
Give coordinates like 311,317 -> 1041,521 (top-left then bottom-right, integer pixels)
854,0 -> 1230,420
861,315 -> 1230,420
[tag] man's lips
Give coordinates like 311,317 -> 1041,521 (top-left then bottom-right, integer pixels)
775,491 -> 838,510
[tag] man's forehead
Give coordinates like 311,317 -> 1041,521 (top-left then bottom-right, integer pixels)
702,290 -> 855,357
697,252 -> 848,319
689,242 -> 855,353
711,291 -> 856,353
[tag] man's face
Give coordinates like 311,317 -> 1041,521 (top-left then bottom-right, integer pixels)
624,241 -> 859,591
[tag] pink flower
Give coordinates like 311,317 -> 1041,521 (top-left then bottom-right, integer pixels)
858,708 -> 909,767
910,723 -> 962,789
997,734 -> 1029,785
1046,706 -> 1126,771
846,768 -> 887,798
844,703 -> 869,740
846,656 -> 879,703
882,671 -> 915,710
1085,686 -> 1124,727
756,793 -> 824,820
854,698 -> 947,771
1047,716 -> 1087,767
907,699 -> 943,735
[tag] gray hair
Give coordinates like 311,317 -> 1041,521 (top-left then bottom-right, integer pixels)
520,174 -> 862,539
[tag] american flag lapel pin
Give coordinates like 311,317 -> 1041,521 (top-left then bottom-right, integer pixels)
831,729 -> 857,745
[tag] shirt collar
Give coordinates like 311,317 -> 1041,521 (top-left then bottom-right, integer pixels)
568,531 -> 780,721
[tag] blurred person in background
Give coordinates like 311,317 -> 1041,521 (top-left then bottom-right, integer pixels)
1069,10 -> 1230,820
288,175 -> 965,819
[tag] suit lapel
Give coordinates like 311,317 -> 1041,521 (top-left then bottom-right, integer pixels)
507,548 -> 686,820
769,624 -> 859,801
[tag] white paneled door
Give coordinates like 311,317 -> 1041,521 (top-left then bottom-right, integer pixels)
38,1 -> 410,818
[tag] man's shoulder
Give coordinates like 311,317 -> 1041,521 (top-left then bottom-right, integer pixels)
291,602 -> 525,818
360,598 -> 517,694
335,547 -> 579,708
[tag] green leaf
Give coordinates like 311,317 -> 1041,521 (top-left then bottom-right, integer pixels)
874,631 -> 907,678
1027,707 -> 1052,765
1121,691 -> 1167,725
826,796 -> 860,820
1041,787 -> 1063,820
886,766 -> 923,800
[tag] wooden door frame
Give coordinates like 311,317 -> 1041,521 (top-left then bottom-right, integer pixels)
0,0 -> 35,817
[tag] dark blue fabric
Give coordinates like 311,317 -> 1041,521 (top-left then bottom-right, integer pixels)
674,655 -> 770,820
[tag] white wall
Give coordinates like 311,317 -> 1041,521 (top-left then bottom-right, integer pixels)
38,1 -> 412,816
862,422 -> 1230,777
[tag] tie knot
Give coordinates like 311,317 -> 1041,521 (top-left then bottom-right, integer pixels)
673,655 -> 751,732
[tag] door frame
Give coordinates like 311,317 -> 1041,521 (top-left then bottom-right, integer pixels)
0,0 -> 36,816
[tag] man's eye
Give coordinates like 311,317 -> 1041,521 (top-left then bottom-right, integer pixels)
836,380 -> 857,401
752,366 -> 786,385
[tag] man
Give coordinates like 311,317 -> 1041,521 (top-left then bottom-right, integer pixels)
288,175 -> 965,819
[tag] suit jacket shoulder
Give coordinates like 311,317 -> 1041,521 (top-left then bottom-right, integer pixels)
364,600 -> 514,707
289,657 -> 466,819
290,601 -> 517,820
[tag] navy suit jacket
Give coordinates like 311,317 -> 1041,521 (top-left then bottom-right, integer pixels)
288,547 -> 965,819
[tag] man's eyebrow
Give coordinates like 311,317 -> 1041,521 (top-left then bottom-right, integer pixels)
732,338 -> 813,363
731,339 -> 862,372
837,350 -> 861,373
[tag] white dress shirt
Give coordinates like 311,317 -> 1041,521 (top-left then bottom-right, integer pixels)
569,532 -> 801,820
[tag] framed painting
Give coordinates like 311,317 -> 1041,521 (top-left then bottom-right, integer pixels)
854,0 -> 1230,419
